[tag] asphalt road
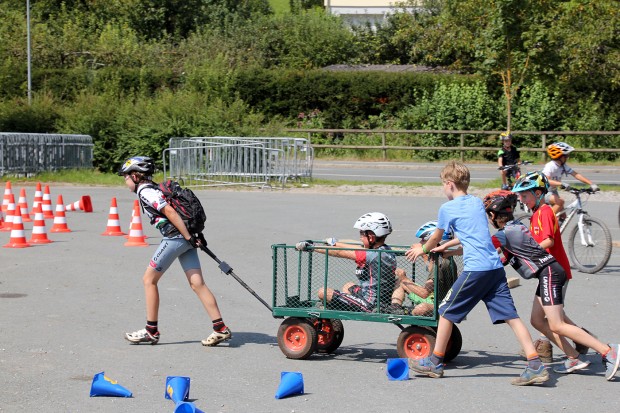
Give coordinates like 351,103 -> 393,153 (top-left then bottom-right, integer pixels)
312,160 -> 620,185
1,185 -> 619,412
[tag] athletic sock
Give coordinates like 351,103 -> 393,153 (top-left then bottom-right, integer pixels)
602,346 -> 612,358
527,354 -> 543,369
146,321 -> 158,335
212,318 -> 227,332
430,351 -> 444,366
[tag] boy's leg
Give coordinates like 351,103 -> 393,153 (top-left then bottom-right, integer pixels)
178,248 -> 231,347
505,317 -> 550,386
186,268 -> 223,321
408,316 -> 452,378
125,266 -> 164,344
143,266 -> 165,321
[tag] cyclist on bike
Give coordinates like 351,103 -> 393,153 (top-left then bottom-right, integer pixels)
497,131 -> 521,190
542,142 -> 599,215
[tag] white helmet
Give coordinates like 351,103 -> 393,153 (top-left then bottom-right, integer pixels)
353,212 -> 392,238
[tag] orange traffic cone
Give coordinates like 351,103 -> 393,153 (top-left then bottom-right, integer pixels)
2,181 -> 13,213
66,195 -> 93,213
42,185 -> 54,219
17,188 -> 32,222
50,195 -> 71,233
3,197 -> 31,248
102,197 -> 126,236
125,200 -> 147,239
29,204 -> 52,244
32,182 -> 43,213
0,210 -> 5,230
125,200 -> 136,238
124,202 -> 148,247
1,193 -> 16,232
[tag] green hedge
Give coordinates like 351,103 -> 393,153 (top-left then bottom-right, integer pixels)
231,68 -> 480,127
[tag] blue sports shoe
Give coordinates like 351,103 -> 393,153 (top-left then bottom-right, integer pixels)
511,365 -> 549,386
603,343 -> 620,381
408,357 -> 444,378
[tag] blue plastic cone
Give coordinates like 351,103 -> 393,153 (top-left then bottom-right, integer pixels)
274,372 -> 304,399
174,401 -> 205,413
89,372 -> 133,397
165,376 -> 191,404
386,358 -> 409,381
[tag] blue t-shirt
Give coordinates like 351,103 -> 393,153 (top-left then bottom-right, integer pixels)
437,195 -> 502,271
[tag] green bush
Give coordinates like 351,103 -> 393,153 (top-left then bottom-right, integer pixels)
232,68 -> 472,128
394,81 -> 500,160
0,93 -> 60,132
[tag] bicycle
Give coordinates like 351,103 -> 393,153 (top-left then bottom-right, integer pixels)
515,187 -> 612,274
499,160 -> 531,213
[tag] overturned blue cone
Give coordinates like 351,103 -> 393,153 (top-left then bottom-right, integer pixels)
275,372 -> 304,399
175,401 -> 205,413
386,358 -> 409,381
165,376 -> 191,404
90,372 -> 132,397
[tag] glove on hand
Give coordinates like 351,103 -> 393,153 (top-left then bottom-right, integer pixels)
560,183 -> 570,191
187,235 -> 201,248
295,241 -> 313,251
590,184 -> 599,192
325,237 -> 338,246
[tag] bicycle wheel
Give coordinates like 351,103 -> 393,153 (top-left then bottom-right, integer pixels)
567,216 -> 612,274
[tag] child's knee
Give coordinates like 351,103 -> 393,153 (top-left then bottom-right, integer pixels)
318,287 -> 333,301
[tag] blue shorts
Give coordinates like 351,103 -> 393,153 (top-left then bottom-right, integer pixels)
438,267 -> 519,324
149,237 -> 201,273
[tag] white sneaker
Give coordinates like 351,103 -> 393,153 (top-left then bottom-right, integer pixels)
201,328 -> 231,346
125,328 -> 160,345
553,357 -> 590,374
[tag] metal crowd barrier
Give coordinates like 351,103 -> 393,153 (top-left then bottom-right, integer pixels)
163,137 -> 313,188
0,133 -> 93,176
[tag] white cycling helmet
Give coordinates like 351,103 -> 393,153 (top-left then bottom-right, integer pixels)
353,212 -> 393,238
416,220 -> 454,241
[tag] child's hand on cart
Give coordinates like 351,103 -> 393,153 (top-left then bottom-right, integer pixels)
295,240 -> 314,251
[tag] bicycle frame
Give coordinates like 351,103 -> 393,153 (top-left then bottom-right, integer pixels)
558,193 -> 594,246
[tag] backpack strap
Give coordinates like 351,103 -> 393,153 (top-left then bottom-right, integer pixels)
136,182 -> 162,223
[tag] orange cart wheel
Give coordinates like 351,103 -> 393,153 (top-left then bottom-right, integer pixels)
396,326 -> 436,359
277,317 -> 317,359
314,319 -> 344,354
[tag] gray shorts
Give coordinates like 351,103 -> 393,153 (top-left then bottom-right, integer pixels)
544,188 -> 559,203
149,237 -> 200,273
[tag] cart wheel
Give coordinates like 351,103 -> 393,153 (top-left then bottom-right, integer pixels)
277,318 -> 317,360
444,325 -> 462,362
396,326 -> 436,359
314,319 -> 344,354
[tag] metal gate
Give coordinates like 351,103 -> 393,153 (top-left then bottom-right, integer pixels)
163,137 -> 313,188
0,133 -> 93,176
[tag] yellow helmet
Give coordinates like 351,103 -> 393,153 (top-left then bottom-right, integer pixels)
500,131 -> 512,141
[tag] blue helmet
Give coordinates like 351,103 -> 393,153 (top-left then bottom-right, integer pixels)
512,171 -> 549,194
416,220 -> 453,241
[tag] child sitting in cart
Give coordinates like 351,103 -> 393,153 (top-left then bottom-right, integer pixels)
295,212 -> 397,313
388,221 -> 459,316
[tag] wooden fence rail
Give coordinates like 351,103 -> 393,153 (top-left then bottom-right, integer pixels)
285,129 -> 620,162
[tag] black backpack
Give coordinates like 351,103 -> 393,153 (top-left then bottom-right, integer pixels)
139,180 -> 206,234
